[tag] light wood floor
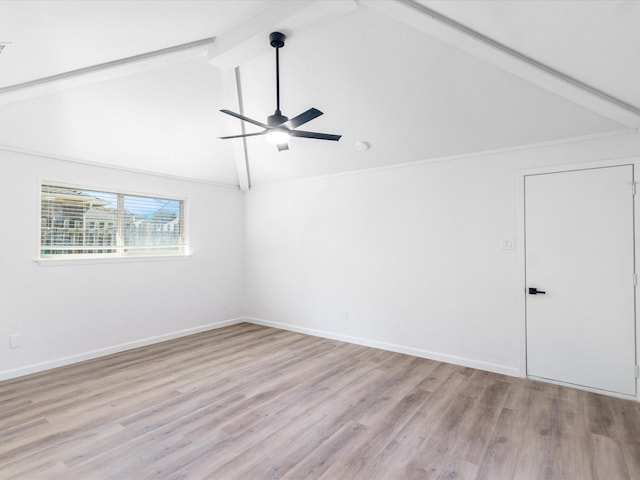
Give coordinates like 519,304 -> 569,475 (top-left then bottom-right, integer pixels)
1,323 -> 639,479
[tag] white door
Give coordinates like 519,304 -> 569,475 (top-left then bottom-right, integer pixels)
525,165 -> 637,396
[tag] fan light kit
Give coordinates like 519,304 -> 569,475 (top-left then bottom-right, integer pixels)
266,127 -> 290,145
219,32 -> 342,151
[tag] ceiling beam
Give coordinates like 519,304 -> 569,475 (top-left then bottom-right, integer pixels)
207,0 -> 359,70
221,68 -> 251,192
362,0 -> 640,128
0,37 -> 215,106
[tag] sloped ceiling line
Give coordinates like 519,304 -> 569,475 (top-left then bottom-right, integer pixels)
363,0 -> 640,128
0,36 -> 216,106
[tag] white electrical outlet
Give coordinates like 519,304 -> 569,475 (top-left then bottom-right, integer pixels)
9,334 -> 22,348
500,239 -> 514,250
342,311 -> 349,321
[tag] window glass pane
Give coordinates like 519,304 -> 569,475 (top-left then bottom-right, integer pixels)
123,195 -> 182,253
82,190 -> 118,254
40,184 -> 185,258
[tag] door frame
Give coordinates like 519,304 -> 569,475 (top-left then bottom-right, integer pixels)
516,156 -> 640,401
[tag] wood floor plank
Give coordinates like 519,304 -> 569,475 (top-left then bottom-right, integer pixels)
620,441 -> 640,480
279,421 -> 370,479
475,406 -> 527,480
213,360 -> 384,479
318,388 -> 431,479
590,433 -> 632,480
0,322 -> 639,479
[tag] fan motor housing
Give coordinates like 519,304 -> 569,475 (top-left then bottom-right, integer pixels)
268,111 -> 289,127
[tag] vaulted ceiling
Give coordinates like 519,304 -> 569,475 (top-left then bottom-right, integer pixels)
0,0 -> 639,188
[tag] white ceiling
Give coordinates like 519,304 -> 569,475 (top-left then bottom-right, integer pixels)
421,0 -> 640,108
0,0 -> 638,187
0,1 -> 269,85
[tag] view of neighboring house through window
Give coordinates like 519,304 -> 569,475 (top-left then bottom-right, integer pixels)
40,184 -> 186,258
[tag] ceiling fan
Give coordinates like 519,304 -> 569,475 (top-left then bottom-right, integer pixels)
218,31 -> 341,152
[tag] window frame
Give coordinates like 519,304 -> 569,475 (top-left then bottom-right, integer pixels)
37,181 -> 190,265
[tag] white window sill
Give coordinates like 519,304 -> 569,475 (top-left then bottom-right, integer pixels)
34,252 -> 192,267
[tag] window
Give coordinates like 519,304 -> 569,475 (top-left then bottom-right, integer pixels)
40,184 -> 186,258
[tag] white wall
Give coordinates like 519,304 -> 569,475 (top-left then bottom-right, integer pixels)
243,132 -> 640,376
0,149 -> 244,380
4,132 -> 640,382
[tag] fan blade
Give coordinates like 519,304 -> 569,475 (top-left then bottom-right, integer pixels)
290,130 -> 342,141
286,108 -> 323,129
218,131 -> 267,140
277,143 -> 289,152
220,109 -> 269,129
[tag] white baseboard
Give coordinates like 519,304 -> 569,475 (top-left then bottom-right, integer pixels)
245,316 -> 520,378
0,317 -> 245,382
1,316 -> 520,382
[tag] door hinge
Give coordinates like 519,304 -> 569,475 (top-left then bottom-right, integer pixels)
634,273 -> 638,287
633,182 -> 637,196
636,365 -> 639,378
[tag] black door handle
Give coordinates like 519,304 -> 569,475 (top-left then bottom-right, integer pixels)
528,287 -> 546,295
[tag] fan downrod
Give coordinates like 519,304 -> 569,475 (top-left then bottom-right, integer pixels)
270,32 -> 287,120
